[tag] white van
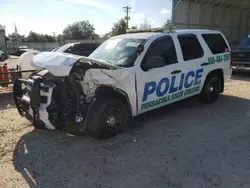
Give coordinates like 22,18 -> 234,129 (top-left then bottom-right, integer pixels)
13,29 -> 232,139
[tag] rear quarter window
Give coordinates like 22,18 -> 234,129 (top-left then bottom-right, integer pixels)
202,33 -> 229,54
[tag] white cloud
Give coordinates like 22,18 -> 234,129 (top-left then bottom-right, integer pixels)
63,0 -> 115,12
160,8 -> 170,14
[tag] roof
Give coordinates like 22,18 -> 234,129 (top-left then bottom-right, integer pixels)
112,32 -> 160,39
112,29 -> 221,40
0,24 -> 5,31
174,29 -> 221,34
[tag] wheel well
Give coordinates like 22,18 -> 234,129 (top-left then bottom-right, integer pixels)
95,86 -> 132,115
206,69 -> 224,93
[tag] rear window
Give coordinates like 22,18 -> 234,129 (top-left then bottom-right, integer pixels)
78,43 -> 97,51
67,43 -> 97,52
178,34 -> 204,61
202,34 -> 229,54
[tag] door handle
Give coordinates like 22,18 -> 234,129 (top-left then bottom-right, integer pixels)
171,70 -> 182,74
201,62 -> 210,66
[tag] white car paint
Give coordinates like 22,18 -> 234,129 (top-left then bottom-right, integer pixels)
29,29 -> 232,129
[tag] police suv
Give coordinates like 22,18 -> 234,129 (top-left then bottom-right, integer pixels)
13,29 -> 232,139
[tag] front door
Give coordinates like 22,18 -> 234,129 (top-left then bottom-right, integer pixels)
136,35 -> 183,114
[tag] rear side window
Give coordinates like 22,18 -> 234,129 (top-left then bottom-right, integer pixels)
178,34 -> 204,61
202,34 -> 229,54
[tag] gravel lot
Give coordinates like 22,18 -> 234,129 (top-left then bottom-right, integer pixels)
1,73 -> 250,188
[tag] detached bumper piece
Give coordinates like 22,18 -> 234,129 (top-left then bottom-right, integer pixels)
13,78 -> 47,129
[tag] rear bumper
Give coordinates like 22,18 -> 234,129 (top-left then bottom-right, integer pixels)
13,77 -> 55,129
231,66 -> 250,71
232,61 -> 250,65
231,60 -> 250,71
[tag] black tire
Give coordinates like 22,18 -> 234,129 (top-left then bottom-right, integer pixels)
232,69 -> 236,75
200,74 -> 221,104
87,98 -> 129,139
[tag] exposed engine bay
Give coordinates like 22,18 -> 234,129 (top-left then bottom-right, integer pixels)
13,54 -> 114,132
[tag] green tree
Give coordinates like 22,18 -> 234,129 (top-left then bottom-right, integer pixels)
111,19 -> 127,36
26,32 -> 55,43
102,32 -> 112,39
91,33 -> 100,40
57,34 -> 64,45
62,20 -> 96,40
8,33 -> 26,42
140,19 -> 151,29
26,31 -> 39,42
163,19 -> 175,31
131,25 -> 138,29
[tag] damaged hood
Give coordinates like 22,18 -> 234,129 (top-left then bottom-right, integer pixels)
31,52 -> 118,77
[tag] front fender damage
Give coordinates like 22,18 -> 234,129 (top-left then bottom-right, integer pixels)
78,69 -> 135,131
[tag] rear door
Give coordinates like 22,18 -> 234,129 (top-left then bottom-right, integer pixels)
175,33 -> 210,99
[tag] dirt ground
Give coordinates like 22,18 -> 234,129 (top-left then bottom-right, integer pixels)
1,73 -> 250,188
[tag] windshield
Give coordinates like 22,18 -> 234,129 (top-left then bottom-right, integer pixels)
89,37 -> 146,67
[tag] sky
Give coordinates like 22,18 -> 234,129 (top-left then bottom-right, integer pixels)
0,0 -> 173,36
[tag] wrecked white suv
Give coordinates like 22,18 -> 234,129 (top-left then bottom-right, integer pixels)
13,29 -> 232,139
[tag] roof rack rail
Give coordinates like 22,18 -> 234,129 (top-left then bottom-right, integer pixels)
126,28 -> 175,33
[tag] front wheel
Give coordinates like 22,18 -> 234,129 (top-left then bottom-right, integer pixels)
200,75 -> 221,104
87,98 -> 130,139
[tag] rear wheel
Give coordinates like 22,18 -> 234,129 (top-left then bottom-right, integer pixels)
87,98 -> 129,139
200,75 -> 221,103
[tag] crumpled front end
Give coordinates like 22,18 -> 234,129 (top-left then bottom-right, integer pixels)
13,74 -> 56,129
13,52 -> 116,132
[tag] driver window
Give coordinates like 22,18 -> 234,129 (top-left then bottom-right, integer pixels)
144,36 -> 178,65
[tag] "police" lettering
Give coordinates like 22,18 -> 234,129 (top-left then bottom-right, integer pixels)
142,68 -> 204,102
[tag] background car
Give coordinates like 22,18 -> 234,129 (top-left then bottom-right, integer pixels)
0,50 -> 9,61
14,46 -> 31,57
231,34 -> 250,73
52,42 -> 102,56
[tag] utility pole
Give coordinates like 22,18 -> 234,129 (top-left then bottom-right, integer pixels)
123,6 -> 132,29
52,32 -> 56,38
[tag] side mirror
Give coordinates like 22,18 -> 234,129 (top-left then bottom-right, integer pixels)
136,44 -> 144,55
141,56 -> 166,71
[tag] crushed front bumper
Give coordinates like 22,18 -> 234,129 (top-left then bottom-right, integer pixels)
13,77 -> 55,129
